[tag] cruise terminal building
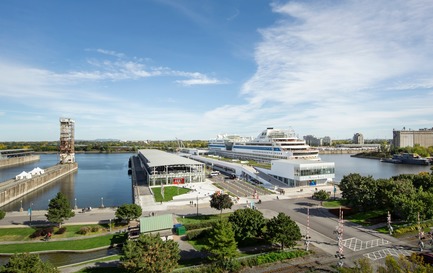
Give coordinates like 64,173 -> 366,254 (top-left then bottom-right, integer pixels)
138,149 -> 206,186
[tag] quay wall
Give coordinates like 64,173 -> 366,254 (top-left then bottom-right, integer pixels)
0,163 -> 78,208
0,155 -> 40,169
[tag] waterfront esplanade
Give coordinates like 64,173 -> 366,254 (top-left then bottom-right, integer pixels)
138,149 -> 205,186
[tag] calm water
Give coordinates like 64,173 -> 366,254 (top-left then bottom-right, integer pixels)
0,153 -> 133,211
320,154 -> 432,182
1,153 -> 431,211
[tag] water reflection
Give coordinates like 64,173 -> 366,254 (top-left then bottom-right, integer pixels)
0,247 -> 121,267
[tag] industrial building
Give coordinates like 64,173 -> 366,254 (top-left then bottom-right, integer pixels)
138,149 -> 205,187
59,118 -> 75,164
393,128 -> 433,148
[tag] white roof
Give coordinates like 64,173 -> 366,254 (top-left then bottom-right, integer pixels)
138,149 -> 203,167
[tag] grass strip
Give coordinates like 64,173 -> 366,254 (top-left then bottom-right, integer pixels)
153,186 -> 191,202
0,233 -> 126,254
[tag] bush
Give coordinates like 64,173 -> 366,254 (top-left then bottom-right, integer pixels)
55,227 -> 67,234
0,209 -> 5,220
183,221 -> 216,231
91,226 -> 100,232
30,227 -> 54,238
256,250 -> 307,265
186,228 -> 209,241
77,226 -> 91,235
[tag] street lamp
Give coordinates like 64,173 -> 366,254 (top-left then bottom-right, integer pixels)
74,198 -> 77,210
196,195 -> 199,216
109,218 -> 112,233
20,200 -> 23,212
101,197 -> 105,208
29,202 -> 33,226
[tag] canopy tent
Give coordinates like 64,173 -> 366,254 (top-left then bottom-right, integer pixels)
16,171 -> 32,180
29,167 -> 45,176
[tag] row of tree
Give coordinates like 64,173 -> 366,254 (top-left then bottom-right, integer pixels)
339,172 -> 433,222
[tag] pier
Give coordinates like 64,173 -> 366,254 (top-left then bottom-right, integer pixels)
0,163 -> 78,208
0,149 -> 40,169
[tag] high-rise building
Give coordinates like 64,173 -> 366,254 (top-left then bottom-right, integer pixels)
393,127 -> 433,148
353,133 -> 364,144
59,118 -> 75,164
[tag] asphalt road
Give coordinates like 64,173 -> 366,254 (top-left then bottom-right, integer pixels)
0,196 -> 420,269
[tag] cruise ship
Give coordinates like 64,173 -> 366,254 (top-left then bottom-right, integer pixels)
209,127 -> 320,162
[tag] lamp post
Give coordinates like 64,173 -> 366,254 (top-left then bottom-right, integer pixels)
109,218 -> 112,233
74,198 -> 77,210
28,202 -> 33,226
101,197 -> 104,208
196,195 -> 199,216
20,200 -> 23,212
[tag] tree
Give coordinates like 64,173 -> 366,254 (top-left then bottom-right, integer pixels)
339,173 -> 377,211
45,192 -> 75,227
204,219 -> 238,270
115,203 -> 142,223
265,212 -> 301,250
209,193 -> 233,214
0,253 -> 59,273
228,208 -> 266,242
312,190 -> 330,201
121,233 -> 179,273
0,210 -> 5,220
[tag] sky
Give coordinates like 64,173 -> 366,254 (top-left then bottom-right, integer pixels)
1,0 -> 433,141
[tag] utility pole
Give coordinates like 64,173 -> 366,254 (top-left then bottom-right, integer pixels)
334,207 -> 345,267
418,212 -> 424,251
304,207 -> 311,251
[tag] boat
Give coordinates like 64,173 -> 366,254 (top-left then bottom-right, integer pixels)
209,127 -> 320,161
381,153 -> 430,165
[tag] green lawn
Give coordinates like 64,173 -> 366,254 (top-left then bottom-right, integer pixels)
177,213 -> 231,225
345,210 -> 386,226
152,186 -> 191,202
322,199 -> 346,208
0,233 -> 127,254
0,224 -> 127,242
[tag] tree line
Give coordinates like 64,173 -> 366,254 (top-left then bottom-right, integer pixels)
339,171 -> 433,222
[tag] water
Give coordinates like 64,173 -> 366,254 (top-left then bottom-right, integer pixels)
320,154 -> 432,182
1,153 -> 431,211
0,153 -> 133,211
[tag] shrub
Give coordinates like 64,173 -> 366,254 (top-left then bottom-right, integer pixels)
55,227 -> 67,234
77,226 -> 91,235
91,226 -> 100,232
256,250 -> 307,265
183,221 -> 216,231
30,227 -> 54,238
186,228 -> 209,241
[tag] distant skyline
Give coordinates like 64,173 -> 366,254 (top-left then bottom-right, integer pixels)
1,0 -> 432,141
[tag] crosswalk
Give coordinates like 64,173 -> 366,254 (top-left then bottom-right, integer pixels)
363,247 -> 412,261
342,237 -> 391,251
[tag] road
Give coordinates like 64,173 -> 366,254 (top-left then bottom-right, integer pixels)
0,195 -> 420,269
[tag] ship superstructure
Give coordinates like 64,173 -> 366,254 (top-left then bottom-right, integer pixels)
209,127 -> 320,162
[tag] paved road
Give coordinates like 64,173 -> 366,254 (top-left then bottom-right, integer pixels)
0,191 -> 420,270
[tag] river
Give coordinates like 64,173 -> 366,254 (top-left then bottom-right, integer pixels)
0,153 -> 134,211
1,153 -> 431,211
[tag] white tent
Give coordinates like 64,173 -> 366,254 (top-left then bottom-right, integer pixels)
16,171 -> 32,180
29,167 -> 45,176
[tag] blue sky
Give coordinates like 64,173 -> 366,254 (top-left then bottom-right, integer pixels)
1,0 -> 432,141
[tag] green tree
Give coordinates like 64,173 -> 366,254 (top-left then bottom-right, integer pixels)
0,210 -> 5,220
121,233 -> 180,273
115,203 -> 142,223
204,219 -> 238,270
339,173 -> 377,211
228,208 -> 266,242
0,253 -> 59,273
209,193 -> 233,214
45,192 -> 75,227
312,189 -> 330,201
265,212 -> 301,250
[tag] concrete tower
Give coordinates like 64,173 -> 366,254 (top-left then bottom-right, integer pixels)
59,118 -> 75,164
